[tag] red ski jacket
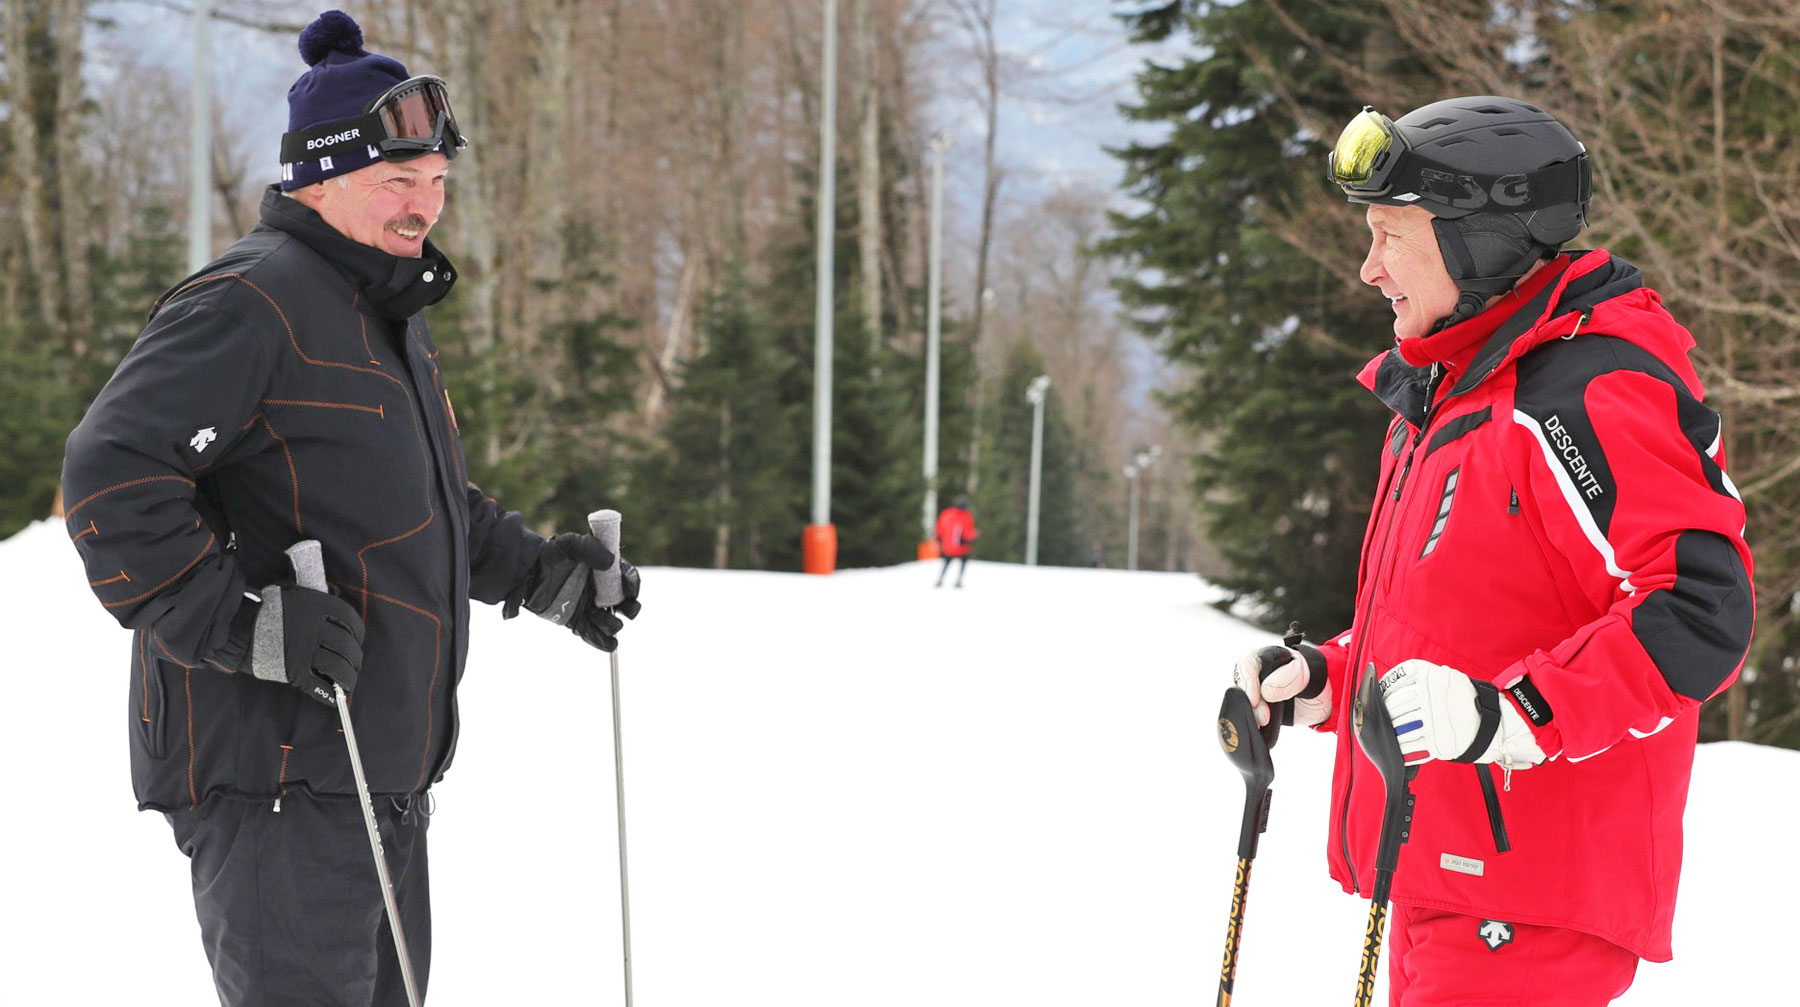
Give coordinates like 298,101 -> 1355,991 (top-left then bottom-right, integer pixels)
1314,250 -> 1753,961
935,507 -> 978,558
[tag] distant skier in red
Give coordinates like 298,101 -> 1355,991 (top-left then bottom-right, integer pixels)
934,496 -> 979,588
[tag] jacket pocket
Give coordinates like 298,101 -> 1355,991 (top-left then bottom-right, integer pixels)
134,632 -> 170,759
1475,764 -> 1511,854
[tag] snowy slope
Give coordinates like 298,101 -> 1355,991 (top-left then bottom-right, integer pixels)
2,517 -> 1792,1005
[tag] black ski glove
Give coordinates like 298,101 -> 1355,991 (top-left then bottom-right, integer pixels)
505,533 -> 643,652
249,586 -> 365,706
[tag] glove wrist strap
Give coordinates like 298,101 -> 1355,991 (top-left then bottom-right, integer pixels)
1453,679 -> 1504,763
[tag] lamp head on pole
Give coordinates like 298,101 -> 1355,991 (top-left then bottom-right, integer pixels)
1026,375 -> 1051,405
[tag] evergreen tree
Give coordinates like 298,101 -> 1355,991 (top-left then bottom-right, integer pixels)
441,214 -> 638,535
1102,0 -> 1409,633
972,338 -> 1082,566
628,267 -> 803,568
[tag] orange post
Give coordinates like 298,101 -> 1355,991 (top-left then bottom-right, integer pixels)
803,524 -> 838,574
916,539 -> 941,561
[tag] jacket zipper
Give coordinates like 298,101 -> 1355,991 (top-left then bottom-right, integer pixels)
1476,764 -> 1511,853
1338,363 -> 1442,893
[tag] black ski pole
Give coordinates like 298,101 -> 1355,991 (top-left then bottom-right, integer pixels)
1213,625 -> 1305,1006
286,540 -> 423,1007
586,509 -> 634,1007
1349,665 -> 1420,1007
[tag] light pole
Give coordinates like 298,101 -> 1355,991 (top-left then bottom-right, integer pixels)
804,0 -> 840,574
1126,445 -> 1161,571
188,0 -> 212,272
920,130 -> 952,558
1025,375 -> 1051,566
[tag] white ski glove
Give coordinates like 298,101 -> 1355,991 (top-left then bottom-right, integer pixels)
1379,659 -> 1546,769
1233,643 -> 1332,728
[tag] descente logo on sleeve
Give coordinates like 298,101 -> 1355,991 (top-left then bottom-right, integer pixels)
1542,414 -> 1605,499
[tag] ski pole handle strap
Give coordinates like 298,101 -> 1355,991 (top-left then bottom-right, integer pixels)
588,509 -> 624,608
287,540 -> 328,592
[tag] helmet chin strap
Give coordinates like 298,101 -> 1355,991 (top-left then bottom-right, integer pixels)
1427,216 -> 1555,334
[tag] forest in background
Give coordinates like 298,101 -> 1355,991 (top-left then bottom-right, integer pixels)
2,0 -> 1795,748
1106,0 -> 1800,748
0,0 -> 1194,575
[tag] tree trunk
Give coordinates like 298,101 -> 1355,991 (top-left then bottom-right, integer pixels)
53,0 -> 91,349
856,0 -> 881,350
5,0 -> 67,334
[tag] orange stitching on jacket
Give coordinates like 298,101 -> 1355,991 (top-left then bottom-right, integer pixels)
349,337 -> 440,620
248,413 -> 303,534
277,744 -> 294,795
65,475 -> 195,522
147,631 -> 202,806
341,581 -> 444,792
357,512 -> 435,621
90,571 -> 130,587
354,292 -> 380,364
139,630 -> 151,723
74,520 -> 98,542
153,272 -> 235,312
204,657 -> 237,675
185,671 -> 197,809
262,398 -> 387,417
151,632 -> 196,670
104,534 -> 216,609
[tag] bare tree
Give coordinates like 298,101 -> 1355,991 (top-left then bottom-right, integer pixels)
4,0 -> 68,334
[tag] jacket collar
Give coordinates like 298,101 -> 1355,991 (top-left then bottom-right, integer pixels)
1359,250 -> 1644,425
257,185 -> 457,320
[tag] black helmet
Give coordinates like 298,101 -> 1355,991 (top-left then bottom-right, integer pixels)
1328,96 -> 1592,328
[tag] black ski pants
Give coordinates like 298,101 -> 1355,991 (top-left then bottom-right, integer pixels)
936,554 -> 969,585
166,791 -> 432,1007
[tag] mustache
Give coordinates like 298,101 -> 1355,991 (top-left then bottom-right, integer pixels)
389,215 -> 430,233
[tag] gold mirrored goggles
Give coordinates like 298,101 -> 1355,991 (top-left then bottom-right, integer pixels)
1328,107 -> 1401,192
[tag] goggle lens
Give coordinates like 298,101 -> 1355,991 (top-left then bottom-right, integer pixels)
1329,108 -> 1395,189
376,80 -> 454,141
367,76 -> 466,160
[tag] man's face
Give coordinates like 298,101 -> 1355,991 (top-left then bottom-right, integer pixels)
304,153 -> 450,258
1359,204 -> 1461,340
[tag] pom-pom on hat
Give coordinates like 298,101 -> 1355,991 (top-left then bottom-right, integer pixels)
281,10 -> 410,190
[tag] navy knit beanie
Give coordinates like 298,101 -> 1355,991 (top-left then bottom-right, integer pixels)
281,11 -> 411,190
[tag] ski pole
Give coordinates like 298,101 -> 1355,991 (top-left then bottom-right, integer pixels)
587,509 -> 634,1007
286,540 -> 423,1007
1349,665 -> 1420,1007
1213,625 -> 1304,1006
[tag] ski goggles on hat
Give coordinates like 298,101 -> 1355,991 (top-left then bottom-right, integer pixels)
281,75 -> 468,168
1328,107 -> 1404,194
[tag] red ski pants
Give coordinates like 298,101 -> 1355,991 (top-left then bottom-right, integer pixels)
1388,904 -> 1639,1007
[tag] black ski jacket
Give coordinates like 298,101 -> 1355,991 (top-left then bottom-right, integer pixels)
63,187 -> 543,811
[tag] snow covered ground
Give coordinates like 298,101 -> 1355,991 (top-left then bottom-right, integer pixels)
3,517 -> 1793,1005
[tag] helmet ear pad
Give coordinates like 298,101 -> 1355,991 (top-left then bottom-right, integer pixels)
1427,213 -> 1556,331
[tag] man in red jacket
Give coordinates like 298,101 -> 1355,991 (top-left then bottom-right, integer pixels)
1234,97 -> 1753,1005
934,496 -> 979,588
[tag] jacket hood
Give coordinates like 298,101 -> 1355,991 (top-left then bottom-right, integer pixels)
256,185 -> 457,320
1359,250 -> 1701,426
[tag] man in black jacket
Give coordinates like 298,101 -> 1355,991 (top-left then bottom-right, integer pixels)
60,12 -> 636,1005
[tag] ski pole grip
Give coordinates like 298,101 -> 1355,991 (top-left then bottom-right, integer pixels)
587,509 -> 625,608
286,539 -> 328,592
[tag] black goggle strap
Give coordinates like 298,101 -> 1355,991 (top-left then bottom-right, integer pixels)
280,113 -> 388,164
1392,155 -> 1588,211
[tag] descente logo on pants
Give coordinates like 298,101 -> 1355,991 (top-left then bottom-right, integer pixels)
1542,414 -> 1605,499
